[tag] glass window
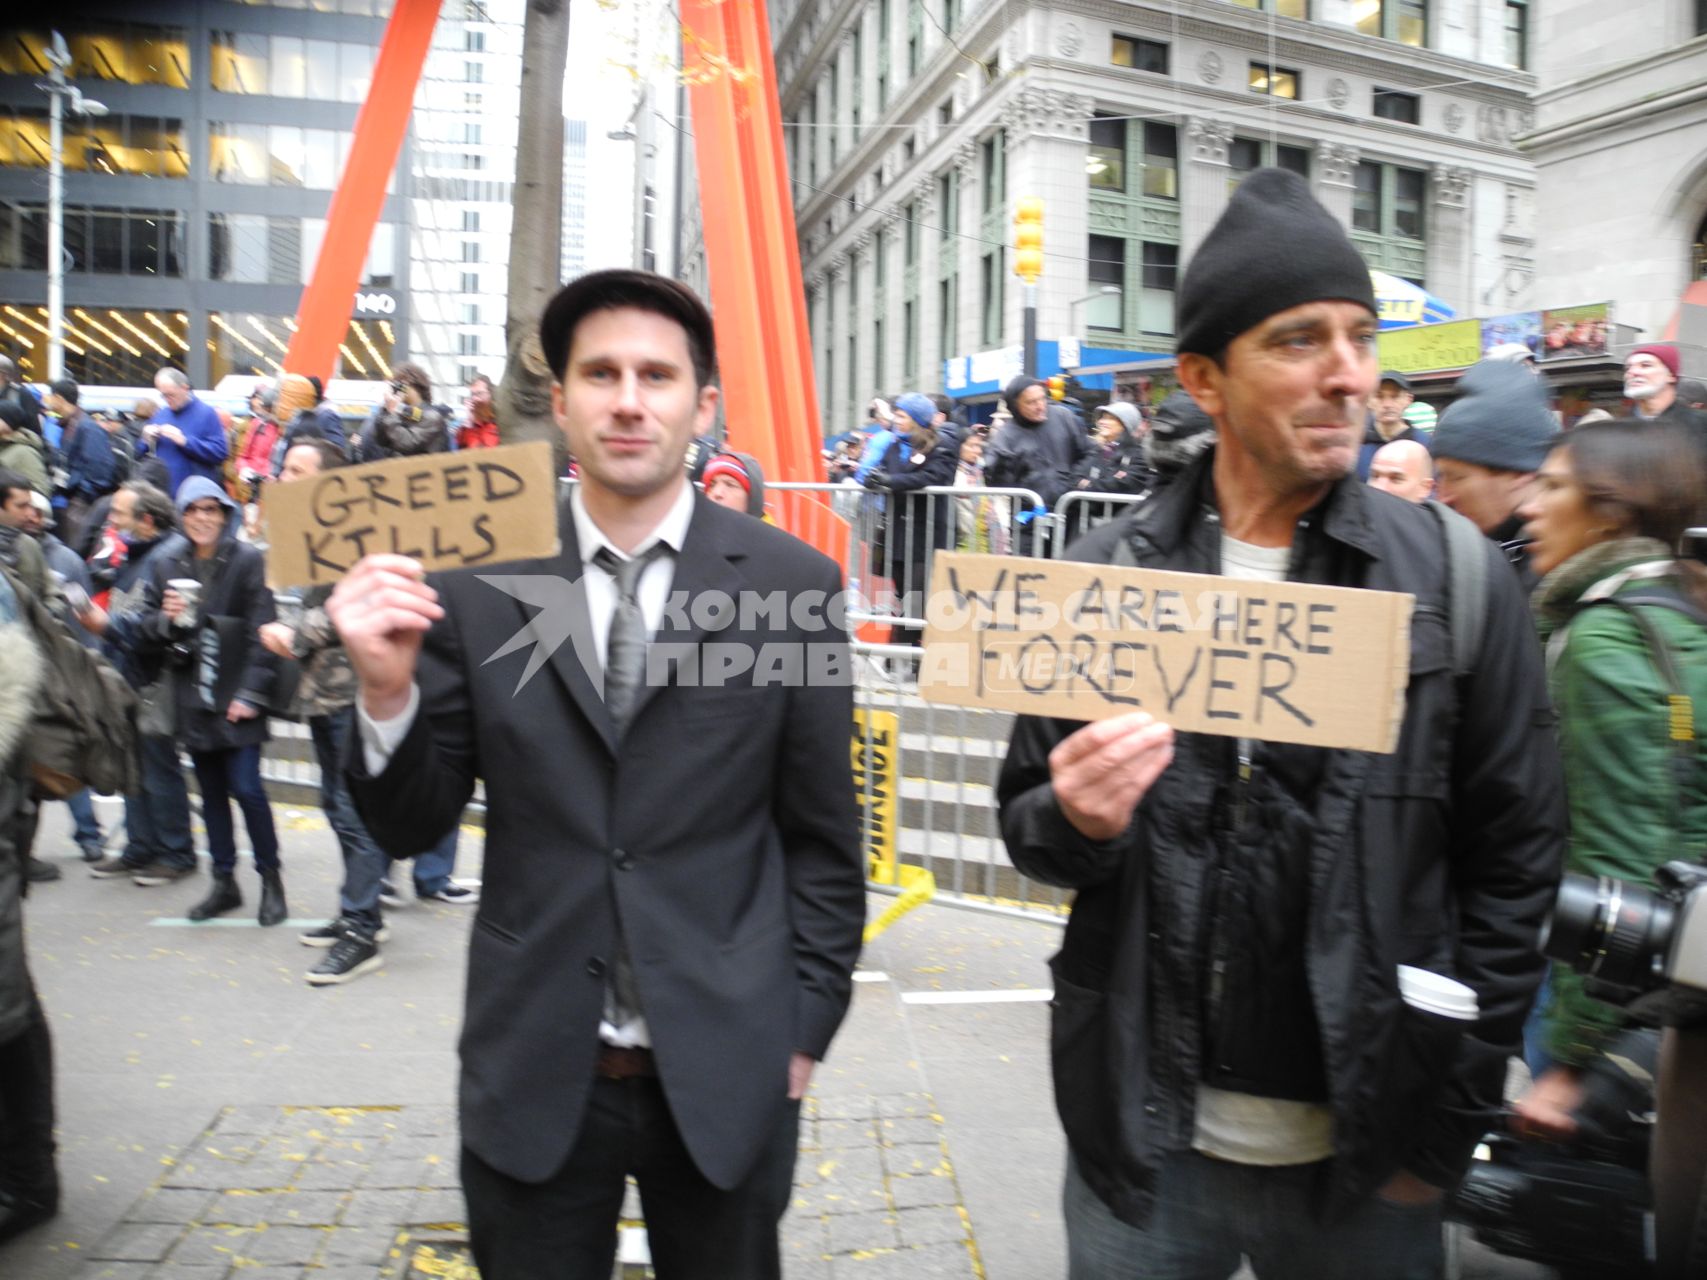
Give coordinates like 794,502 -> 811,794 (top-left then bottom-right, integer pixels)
1231,0 -> 1307,15
1504,1 -> 1527,68
1088,116 -> 1124,193
304,40 -> 339,100
1352,162 -> 1381,234
267,218 -> 305,284
1394,166 -> 1425,239
68,28 -> 129,82
1087,235 -> 1124,330
0,31 -> 52,77
1373,89 -> 1420,124
1142,124 -> 1178,199
209,213 -> 269,282
1357,0 -> 1427,46
902,298 -> 916,379
269,125 -> 305,186
126,211 -> 164,276
1277,144 -> 1310,178
302,128 -> 338,188
365,222 -> 396,286
271,35 -> 307,97
211,122 -> 268,184
904,201 -> 918,267
210,312 -> 288,382
211,32 -> 268,94
980,250 -> 1003,346
981,132 -> 1004,215
1139,242 -> 1177,335
938,171 -> 957,241
89,209 -> 126,274
1228,137 -> 1262,194
1111,34 -> 1169,74
1249,62 -> 1299,99
339,43 -> 374,102
938,276 -> 956,364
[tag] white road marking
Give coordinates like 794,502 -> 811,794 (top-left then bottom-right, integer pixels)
900,988 -> 1053,1005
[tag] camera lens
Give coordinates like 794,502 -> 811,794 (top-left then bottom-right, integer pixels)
1542,872 -> 1677,992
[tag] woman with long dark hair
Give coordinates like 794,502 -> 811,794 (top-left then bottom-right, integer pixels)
1512,420 -> 1707,1278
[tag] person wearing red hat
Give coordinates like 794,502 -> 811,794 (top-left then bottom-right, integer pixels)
1622,344 -> 1700,431
700,451 -> 768,519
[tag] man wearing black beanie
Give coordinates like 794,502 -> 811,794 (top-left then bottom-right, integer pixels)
997,169 -> 1563,1275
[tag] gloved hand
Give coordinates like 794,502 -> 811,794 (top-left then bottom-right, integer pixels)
863,473 -> 892,491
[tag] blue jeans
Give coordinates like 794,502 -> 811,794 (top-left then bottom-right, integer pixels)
62,789 -> 102,848
412,827 -> 459,896
1063,1151 -> 1444,1280
189,745 -> 279,875
309,709 -> 388,932
1521,968 -> 1556,1081
123,735 -> 194,870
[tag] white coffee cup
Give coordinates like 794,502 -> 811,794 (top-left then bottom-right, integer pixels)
1397,965 -> 1479,1022
167,578 -> 202,629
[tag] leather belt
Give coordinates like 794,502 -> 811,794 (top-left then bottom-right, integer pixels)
596,1045 -> 657,1080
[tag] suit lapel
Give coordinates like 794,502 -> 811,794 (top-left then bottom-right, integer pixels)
623,498 -> 749,730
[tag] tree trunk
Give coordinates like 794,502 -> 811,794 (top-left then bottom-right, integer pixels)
497,0 -> 570,463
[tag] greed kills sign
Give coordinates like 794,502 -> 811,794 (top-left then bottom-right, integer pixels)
917,553 -> 1414,753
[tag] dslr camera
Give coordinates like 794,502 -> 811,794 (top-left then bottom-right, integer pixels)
1546,861 -> 1707,1025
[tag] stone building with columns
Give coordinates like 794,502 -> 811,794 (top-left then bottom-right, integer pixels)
692,0 -> 1538,431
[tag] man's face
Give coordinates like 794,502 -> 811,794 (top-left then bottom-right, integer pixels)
19,500 -> 43,536
109,489 -> 137,536
154,375 -> 191,412
1012,384 -> 1047,423
45,393 -> 67,418
0,487 -> 32,529
1433,458 -> 1532,534
279,444 -> 325,484
551,306 -> 716,502
959,434 -> 984,465
1623,354 -> 1674,404
704,474 -> 748,511
1184,300 -> 1378,494
181,497 -> 225,550
1367,444 -> 1433,503
467,379 -> 491,410
1371,382 -> 1413,431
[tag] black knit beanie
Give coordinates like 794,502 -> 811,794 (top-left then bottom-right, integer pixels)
1003,375 -> 1045,418
1430,359 -> 1557,474
1175,168 -> 1376,357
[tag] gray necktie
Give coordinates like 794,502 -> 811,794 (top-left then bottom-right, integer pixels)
593,542 -> 668,733
590,541 -> 668,1036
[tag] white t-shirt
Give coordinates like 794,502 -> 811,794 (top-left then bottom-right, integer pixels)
1191,533 -> 1335,1167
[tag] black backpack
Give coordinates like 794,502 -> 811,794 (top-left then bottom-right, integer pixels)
0,561 -> 139,797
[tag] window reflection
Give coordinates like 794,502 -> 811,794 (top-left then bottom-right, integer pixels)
0,305 -> 189,388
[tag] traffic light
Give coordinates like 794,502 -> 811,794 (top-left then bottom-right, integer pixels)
1047,375 -> 1067,401
1013,197 -> 1043,283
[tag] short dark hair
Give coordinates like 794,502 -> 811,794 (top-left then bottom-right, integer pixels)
469,373 -> 494,392
0,467 -> 32,505
392,362 -> 432,400
931,394 -> 953,417
306,375 -> 324,400
0,401 -> 26,431
121,480 -> 175,532
539,269 -> 717,388
50,378 -> 78,405
287,438 -> 346,473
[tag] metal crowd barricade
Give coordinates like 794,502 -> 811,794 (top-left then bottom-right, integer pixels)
1052,490 -> 1150,555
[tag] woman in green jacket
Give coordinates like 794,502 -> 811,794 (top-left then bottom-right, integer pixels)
1513,420 -> 1707,1277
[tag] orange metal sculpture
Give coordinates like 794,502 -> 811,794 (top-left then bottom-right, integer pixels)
283,0 -> 440,382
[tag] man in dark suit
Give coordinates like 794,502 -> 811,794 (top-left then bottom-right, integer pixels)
330,269 -> 866,1279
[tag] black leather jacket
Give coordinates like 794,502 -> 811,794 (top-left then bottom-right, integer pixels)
997,449 -> 1564,1226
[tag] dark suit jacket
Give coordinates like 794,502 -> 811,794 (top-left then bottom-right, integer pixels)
347,493 -> 865,1189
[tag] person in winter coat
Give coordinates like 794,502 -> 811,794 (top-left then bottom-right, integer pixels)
357,363 -> 449,461
1144,390 -> 1216,490
997,168 -> 1563,1273
0,561 -> 59,1247
1508,420 -> 1707,1278
128,477 -> 283,925
1063,401 -> 1153,543
0,402 -> 49,497
865,392 -> 956,648
140,369 -> 229,498
983,375 -> 1090,515
455,374 -> 501,451
235,384 -> 283,500
701,451 -> 770,519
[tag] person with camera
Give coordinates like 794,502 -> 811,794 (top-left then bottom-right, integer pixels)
1511,419 -> 1707,1277
357,363 -> 448,462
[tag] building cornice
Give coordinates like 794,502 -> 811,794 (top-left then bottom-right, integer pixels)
1531,35 -> 1707,106
1518,78 -> 1707,156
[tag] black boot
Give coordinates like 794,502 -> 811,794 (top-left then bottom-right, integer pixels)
257,870 -> 287,927
0,1005 -> 58,1246
187,872 -> 242,922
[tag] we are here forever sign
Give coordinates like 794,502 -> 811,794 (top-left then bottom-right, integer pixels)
917,553 -> 1415,753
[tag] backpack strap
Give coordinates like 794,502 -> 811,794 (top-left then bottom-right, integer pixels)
1426,500 -> 1488,680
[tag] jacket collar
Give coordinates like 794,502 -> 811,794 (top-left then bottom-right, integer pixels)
1122,447 -> 1384,565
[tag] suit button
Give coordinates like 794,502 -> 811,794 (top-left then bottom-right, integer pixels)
586,957 -> 607,978
612,848 -> 635,871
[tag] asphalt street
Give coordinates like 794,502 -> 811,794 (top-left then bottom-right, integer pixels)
3,797 -> 1559,1279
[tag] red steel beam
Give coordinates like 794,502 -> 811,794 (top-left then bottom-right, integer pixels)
284,0 -> 440,382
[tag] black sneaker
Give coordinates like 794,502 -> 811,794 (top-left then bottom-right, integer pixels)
132,862 -> 195,887
419,882 -> 479,905
378,878 -> 405,909
300,919 -> 390,948
77,840 -> 105,863
306,926 -> 383,986
24,858 -> 60,883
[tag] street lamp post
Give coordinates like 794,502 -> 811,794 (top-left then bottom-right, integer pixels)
40,31 -> 106,384
1065,286 -> 1122,368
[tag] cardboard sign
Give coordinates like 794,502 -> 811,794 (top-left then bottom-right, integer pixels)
918,553 -> 1414,753
264,440 -> 561,588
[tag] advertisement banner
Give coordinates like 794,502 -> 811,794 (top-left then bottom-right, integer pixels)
1539,303 -> 1613,361
1480,311 -> 1543,359
1377,319 -> 1482,375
